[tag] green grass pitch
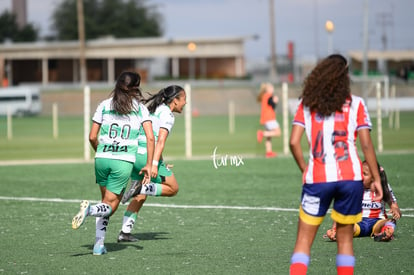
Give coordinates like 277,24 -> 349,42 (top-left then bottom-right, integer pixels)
0,113 -> 413,274
0,155 -> 413,274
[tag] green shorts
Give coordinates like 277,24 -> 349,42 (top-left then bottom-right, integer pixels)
95,158 -> 134,195
131,153 -> 172,183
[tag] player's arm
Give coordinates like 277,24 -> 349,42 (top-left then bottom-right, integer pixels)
358,128 -> 383,201
387,185 -> 401,220
388,202 -> 401,220
151,128 -> 169,178
141,120 -> 154,184
289,124 -> 306,173
89,122 -> 101,152
267,96 -> 277,109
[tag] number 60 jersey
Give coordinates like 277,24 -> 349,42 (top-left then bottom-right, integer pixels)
93,97 -> 150,163
292,95 -> 372,184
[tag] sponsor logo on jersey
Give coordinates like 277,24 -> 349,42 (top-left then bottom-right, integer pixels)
103,141 -> 128,152
362,201 -> 382,209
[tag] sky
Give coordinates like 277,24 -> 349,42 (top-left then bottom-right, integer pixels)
0,0 -> 413,65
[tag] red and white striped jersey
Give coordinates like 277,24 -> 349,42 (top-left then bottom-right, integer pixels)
361,183 -> 397,218
293,95 -> 372,183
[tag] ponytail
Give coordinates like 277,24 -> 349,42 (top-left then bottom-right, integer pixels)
378,163 -> 392,204
145,85 -> 184,113
111,71 -> 142,115
362,160 -> 392,203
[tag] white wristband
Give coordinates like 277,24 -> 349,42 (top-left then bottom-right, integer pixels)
152,160 -> 159,166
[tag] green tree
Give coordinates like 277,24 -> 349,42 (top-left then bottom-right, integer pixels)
51,0 -> 163,40
0,11 -> 38,42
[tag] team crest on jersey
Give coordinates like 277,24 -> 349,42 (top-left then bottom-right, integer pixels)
315,113 -> 324,123
342,98 -> 352,113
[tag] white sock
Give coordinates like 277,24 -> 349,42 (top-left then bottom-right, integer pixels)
140,182 -> 162,196
121,211 -> 137,234
89,203 -> 112,217
95,216 -> 109,245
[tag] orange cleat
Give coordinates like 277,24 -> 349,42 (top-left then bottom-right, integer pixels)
265,151 -> 277,158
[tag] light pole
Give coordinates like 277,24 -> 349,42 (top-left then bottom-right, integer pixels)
362,0 -> 369,103
269,0 -> 278,82
314,0 -> 319,59
77,0 -> 87,85
325,20 -> 334,55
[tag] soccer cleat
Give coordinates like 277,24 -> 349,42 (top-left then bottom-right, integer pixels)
72,200 -> 90,229
257,130 -> 264,143
373,232 -> 386,242
93,243 -> 107,255
373,226 -> 394,242
265,151 -> 277,158
117,231 -> 139,243
121,180 -> 142,204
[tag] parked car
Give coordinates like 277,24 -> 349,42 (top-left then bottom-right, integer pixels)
0,86 -> 41,116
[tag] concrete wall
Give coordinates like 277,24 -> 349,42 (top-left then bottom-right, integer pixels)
39,82 -> 414,117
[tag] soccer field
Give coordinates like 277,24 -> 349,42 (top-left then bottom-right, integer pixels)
1,112 -> 414,274
0,154 -> 413,274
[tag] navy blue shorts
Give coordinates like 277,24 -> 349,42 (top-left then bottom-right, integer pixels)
299,180 -> 364,225
355,218 -> 381,237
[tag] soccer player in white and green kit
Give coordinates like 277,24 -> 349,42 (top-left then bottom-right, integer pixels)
71,72 -> 155,255
118,85 -> 186,242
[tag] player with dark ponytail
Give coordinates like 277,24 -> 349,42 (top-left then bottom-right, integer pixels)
117,85 -> 187,242
325,160 -> 402,242
145,85 -> 183,113
71,71 -> 155,255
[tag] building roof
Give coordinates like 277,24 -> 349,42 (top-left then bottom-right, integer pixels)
0,36 -> 247,59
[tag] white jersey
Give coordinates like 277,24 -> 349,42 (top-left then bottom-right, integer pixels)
361,183 -> 397,219
92,97 -> 150,162
137,103 -> 175,154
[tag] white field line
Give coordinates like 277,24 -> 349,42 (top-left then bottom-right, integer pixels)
0,196 -> 413,217
0,196 -> 297,212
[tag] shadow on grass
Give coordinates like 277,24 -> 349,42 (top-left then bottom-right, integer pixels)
71,243 -> 143,256
70,231 -> 170,256
133,231 -> 170,241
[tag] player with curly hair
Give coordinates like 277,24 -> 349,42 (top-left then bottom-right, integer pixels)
289,54 -> 383,275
